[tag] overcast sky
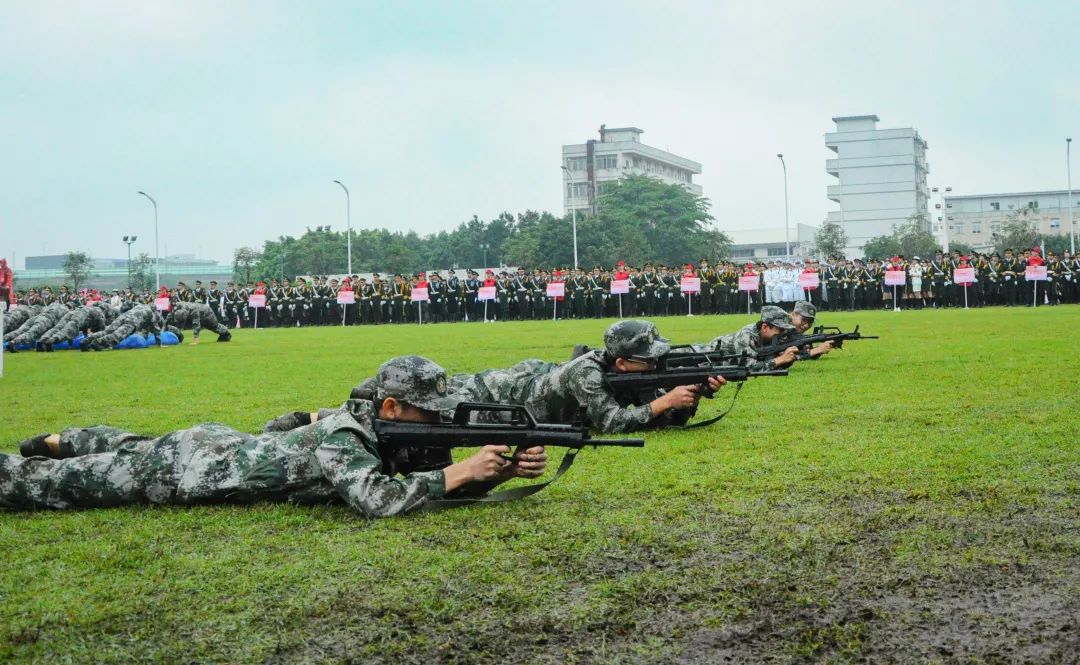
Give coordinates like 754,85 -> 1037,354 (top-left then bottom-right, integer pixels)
1,0 -> 1076,266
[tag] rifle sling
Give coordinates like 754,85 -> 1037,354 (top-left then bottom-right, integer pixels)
680,381 -> 744,429
424,447 -> 581,508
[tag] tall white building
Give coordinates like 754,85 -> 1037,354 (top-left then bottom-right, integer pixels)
562,125 -> 702,215
825,115 -> 929,257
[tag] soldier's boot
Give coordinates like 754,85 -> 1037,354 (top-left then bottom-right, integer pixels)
18,433 -> 53,457
19,434 -> 78,459
4,342 -> 14,354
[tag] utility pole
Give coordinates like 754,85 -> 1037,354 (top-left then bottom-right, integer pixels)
777,154 -> 790,258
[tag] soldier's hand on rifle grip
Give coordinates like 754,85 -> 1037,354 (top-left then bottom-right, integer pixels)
772,347 -> 798,369
505,446 -> 548,479
706,376 -> 727,393
809,341 -> 834,358
463,445 -> 514,482
658,385 -> 699,412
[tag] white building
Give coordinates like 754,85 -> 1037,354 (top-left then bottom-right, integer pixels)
562,125 -> 702,215
825,115 -> 930,257
939,190 -> 1078,253
726,224 -> 819,262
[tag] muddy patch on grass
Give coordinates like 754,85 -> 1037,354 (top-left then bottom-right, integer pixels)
263,491 -> 1080,665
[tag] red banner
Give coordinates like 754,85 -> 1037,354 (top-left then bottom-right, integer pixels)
336,291 -> 355,305
478,286 -> 497,301
248,294 -> 267,308
738,275 -> 760,292
680,277 -> 701,293
1025,266 -> 1048,281
154,297 -> 171,311
410,287 -> 429,302
884,270 -> 907,286
610,279 -> 630,295
953,267 -> 975,285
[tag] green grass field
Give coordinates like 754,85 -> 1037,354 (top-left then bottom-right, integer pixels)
1,308 -> 1078,663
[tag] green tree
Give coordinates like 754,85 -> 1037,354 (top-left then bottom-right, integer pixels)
813,221 -> 848,259
861,235 -> 900,261
594,174 -> 724,265
63,251 -> 93,291
130,252 -> 155,291
894,214 -> 939,258
233,247 -> 261,284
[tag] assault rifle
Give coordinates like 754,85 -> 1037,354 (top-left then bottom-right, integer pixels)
754,325 -> 878,359
603,364 -> 787,430
604,364 -> 788,399
373,401 -> 644,452
372,402 -> 643,504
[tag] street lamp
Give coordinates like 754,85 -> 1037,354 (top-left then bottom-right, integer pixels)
136,191 -> 159,289
777,154 -> 790,258
122,235 -> 137,288
932,186 -> 953,253
332,180 -> 352,274
479,243 -> 490,269
1067,138 -> 1074,255
560,165 -> 580,270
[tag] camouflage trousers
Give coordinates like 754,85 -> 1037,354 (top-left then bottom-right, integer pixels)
38,320 -> 85,346
83,321 -> 142,348
2,307 -> 36,332
190,307 -> 229,338
0,424 -> 245,510
7,315 -> 63,346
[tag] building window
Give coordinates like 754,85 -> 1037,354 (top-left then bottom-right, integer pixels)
953,223 -> 964,234
567,182 -> 590,198
1050,218 -> 1061,229
767,247 -> 788,257
730,248 -> 754,258
972,223 -> 982,234
595,155 -> 618,169
990,201 -> 1000,211
991,222 -> 1002,233
565,157 -> 586,172
1028,201 -> 1038,210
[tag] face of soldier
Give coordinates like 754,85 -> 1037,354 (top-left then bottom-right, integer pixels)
790,313 -> 812,334
378,398 -> 441,423
613,356 -> 658,373
760,323 -> 785,342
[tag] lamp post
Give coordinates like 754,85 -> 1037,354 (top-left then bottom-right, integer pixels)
777,154 -> 790,258
932,186 -> 953,253
479,243 -> 490,269
561,165 -> 580,270
332,180 -> 352,275
136,191 -> 159,289
1067,138 -> 1074,255
122,235 -> 137,288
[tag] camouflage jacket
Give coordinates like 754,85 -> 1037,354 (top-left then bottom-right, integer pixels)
696,322 -> 780,371
451,351 -> 654,433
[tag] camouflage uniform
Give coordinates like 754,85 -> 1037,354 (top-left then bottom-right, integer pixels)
2,304 -> 42,333
4,303 -> 70,346
2,356 -> 487,517
168,302 -> 231,340
449,320 -> 676,433
695,305 -> 795,371
38,304 -> 114,346
82,304 -> 167,349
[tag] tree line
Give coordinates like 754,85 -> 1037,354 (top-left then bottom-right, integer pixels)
235,175 -> 732,282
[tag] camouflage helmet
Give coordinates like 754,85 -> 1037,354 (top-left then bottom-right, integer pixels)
760,305 -> 795,331
792,300 -> 817,321
373,355 -> 460,412
604,320 -> 671,360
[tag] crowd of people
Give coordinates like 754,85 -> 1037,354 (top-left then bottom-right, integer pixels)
4,246 -> 1075,339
